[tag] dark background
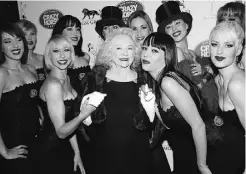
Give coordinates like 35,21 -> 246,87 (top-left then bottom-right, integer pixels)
0,1 -> 19,24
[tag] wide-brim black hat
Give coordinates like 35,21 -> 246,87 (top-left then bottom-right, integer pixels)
156,1 -> 192,35
95,6 -> 125,40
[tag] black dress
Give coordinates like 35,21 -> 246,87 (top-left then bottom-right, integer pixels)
207,109 -> 245,174
0,81 -> 42,174
157,73 -> 200,174
37,97 -> 81,174
67,66 -> 91,95
36,68 -> 46,82
86,80 -> 151,174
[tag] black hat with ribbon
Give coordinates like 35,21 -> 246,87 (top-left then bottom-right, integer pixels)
156,1 -> 192,35
95,6 -> 125,40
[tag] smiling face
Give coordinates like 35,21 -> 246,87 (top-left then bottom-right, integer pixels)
141,44 -> 165,72
210,29 -> 242,69
111,34 -> 135,68
2,32 -> 24,61
165,19 -> 188,42
62,25 -> 81,46
49,39 -> 73,70
23,28 -> 37,50
130,17 -> 151,45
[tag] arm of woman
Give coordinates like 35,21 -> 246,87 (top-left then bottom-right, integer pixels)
69,135 -> 85,174
228,75 -> 245,129
161,76 -> 210,172
45,80 -> 93,139
0,70 -> 27,159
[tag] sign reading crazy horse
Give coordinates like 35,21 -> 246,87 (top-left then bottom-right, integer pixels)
117,0 -> 144,24
39,9 -> 63,29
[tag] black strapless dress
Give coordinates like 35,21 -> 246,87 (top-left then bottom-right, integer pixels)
37,97 -> 81,174
0,81 -> 42,174
207,109 -> 245,174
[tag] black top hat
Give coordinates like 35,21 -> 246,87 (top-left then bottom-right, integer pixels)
95,6 -> 125,40
156,1 -> 192,35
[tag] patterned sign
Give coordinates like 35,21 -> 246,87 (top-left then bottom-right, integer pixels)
116,0 -> 144,24
39,9 -> 63,29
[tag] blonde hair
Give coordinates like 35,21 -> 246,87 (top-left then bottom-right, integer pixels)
95,27 -> 141,70
44,34 -> 75,72
209,21 -> 244,47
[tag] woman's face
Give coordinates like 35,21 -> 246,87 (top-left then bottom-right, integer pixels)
62,25 -> 81,46
141,44 -> 165,72
49,40 -> 72,70
210,29 -> 242,69
111,34 -> 135,68
102,25 -> 120,40
2,32 -> 24,61
220,12 -> 242,27
165,19 -> 188,42
24,28 -> 37,51
130,17 -> 151,45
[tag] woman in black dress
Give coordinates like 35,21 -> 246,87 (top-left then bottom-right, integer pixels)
207,21 -> 245,174
139,32 -> 211,174
0,22 -> 42,174
16,19 -> 45,82
80,27 -> 151,174
38,35 -> 102,174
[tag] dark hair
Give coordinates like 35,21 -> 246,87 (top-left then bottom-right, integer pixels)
217,1 -> 245,31
52,15 -> 85,57
0,22 -> 28,65
139,32 -> 203,110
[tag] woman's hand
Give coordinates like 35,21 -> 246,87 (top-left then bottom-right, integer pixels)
139,84 -> 156,122
198,164 -> 212,174
5,145 -> 28,159
191,63 -> 203,76
73,151 -> 86,174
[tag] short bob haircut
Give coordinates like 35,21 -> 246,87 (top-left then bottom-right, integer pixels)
216,1 -> 245,31
209,21 -> 244,49
44,34 -> 75,72
52,15 -> 85,57
127,10 -> 154,33
15,19 -> 37,34
0,22 -> 28,65
95,27 -> 141,71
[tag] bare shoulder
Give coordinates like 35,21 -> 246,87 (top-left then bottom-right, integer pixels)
40,76 -> 62,99
83,52 -> 90,61
228,70 -> 245,92
0,67 -> 7,82
36,53 -> 44,60
161,75 -> 180,93
76,55 -> 89,67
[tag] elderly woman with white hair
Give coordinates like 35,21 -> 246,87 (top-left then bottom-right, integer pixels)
79,27 -> 151,174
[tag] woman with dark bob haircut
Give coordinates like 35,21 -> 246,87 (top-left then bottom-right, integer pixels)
139,32 -> 212,174
0,22 -> 42,174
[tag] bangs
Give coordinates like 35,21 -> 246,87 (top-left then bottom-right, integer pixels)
222,9 -> 241,18
64,17 -> 81,28
2,24 -> 24,39
143,34 -> 165,51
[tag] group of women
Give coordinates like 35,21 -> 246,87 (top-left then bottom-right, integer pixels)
0,1 -> 245,174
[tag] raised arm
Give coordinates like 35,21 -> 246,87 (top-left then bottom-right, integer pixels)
161,76 -> 211,173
